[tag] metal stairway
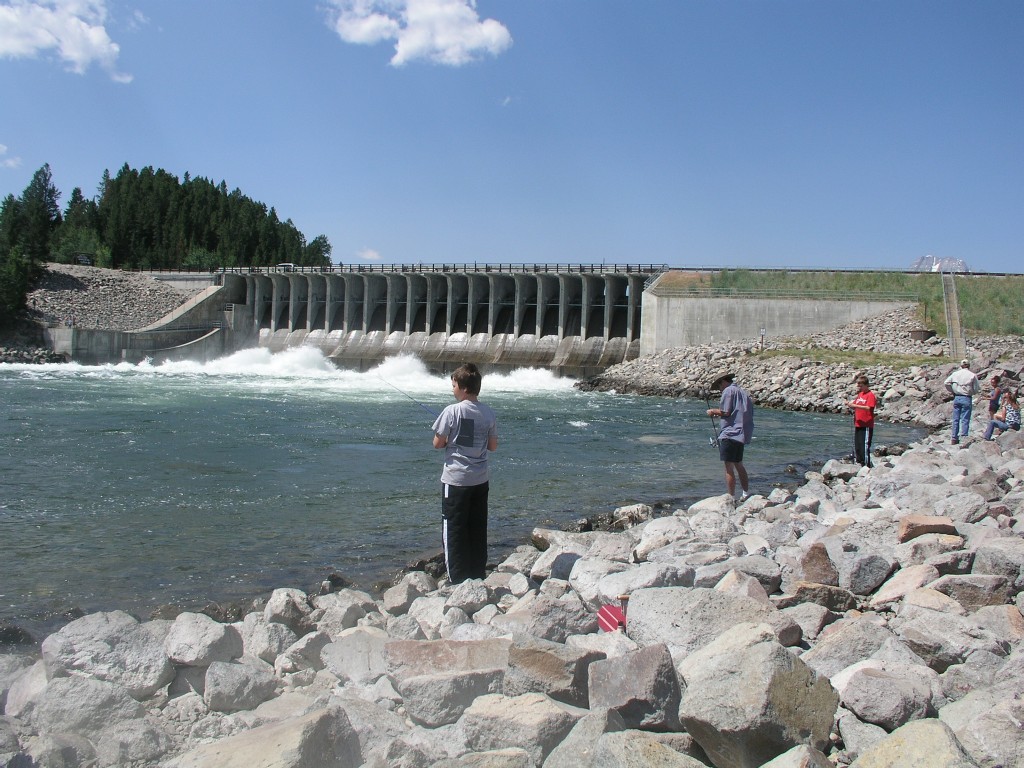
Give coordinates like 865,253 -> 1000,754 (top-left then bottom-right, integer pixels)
941,272 -> 966,359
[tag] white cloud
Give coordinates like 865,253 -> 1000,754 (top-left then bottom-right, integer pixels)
0,0 -> 132,82
357,248 -> 382,261
0,143 -> 23,169
323,0 -> 511,66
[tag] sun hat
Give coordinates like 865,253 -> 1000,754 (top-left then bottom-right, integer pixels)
709,371 -> 735,390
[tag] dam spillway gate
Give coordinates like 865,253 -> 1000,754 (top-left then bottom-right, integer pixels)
225,264 -> 663,374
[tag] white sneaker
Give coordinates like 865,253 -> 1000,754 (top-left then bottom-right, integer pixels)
738,491 -> 750,502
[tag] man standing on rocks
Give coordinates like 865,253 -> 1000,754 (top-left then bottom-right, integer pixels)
706,372 -> 754,500
944,358 -> 981,445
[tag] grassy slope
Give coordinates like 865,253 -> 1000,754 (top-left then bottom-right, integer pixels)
657,270 -> 1023,336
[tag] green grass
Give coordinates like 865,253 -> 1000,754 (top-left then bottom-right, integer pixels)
676,269 -> 1024,336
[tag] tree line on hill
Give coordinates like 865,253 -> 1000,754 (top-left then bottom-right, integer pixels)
0,163 -> 332,328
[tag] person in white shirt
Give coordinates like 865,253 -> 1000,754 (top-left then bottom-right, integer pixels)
943,359 -> 980,445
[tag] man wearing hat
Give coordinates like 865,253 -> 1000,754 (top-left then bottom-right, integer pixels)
944,359 -> 981,445
706,372 -> 754,500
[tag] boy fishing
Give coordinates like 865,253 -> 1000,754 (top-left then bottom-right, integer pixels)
431,363 -> 498,583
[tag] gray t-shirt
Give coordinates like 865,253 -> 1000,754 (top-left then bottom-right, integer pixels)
718,383 -> 754,445
432,399 -> 498,486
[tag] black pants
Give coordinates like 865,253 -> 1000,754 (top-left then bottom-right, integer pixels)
854,426 -> 873,467
441,481 -> 489,583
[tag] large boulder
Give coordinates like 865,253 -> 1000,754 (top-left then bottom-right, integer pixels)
626,587 -> 800,662
320,627 -> 388,685
397,667 -> 504,727
165,612 -> 243,667
28,675 -> 145,737
165,706 -> 362,768
848,718 -> 978,767
40,610 -> 174,699
489,594 -> 598,642
203,658 -> 279,713
504,635 -> 602,707
587,643 -> 681,731
676,623 -> 838,768
458,692 -> 586,765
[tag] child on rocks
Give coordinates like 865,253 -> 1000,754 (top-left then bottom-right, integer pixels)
431,363 -> 498,584
848,375 -> 877,467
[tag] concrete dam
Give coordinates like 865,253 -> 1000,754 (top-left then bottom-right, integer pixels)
44,265 -> 916,372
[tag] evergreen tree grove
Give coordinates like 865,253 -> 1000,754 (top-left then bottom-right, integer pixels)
0,163 -> 333,327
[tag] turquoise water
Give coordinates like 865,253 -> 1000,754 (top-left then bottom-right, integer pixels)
0,350 -> 921,638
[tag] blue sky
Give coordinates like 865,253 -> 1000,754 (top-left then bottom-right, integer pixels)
1,1 -> 1021,273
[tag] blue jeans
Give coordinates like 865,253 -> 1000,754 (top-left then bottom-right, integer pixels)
984,419 -> 1021,440
951,395 -> 973,440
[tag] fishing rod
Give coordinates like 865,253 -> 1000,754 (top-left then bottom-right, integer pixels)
376,373 -> 439,419
703,387 -> 720,448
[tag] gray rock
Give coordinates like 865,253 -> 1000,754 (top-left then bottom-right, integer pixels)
891,607 -> 1008,672
589,729 -> 710,767
96,718 -> 175,766
588,643 -> 681,731
264,588 -> 315,636
320,627 -> 388,685
800,617 -> 897,680
0,654 -> 35,713
383,572 -> 437,616
407,595 -> 448,639
315,590 -> 374,638
40,610 -> 174,699
276,630 -> 331,675
594,562 -> 694,607
165,612 -> 244,667
384,638 -> 512,685
29,676 -> 144,737
4,659 -> 50,718
836,707 -> 888,761
945,696 -> 1024,768
840,666 -> 933,731
939,651 -> 1007,703
758,744 -> 833,767
676,622 -> 838,768
458,692 -> 586,765
237,612 -> 298,664
504,635 -> 602,707
20,732 -> 96,768
542,708 -> 626,768
397,668 -> 504,727
489,594 -> 598,642
971,537 -> 1024,587
446,580 -> 492,615
531,541 -> 592,582
165,705 -> 362,768
693,554 -> 782,593
567,558 -> 631,609
203,658 -> 278,713
927,574 -> 1012,611
848,718 -> 978,767
779,602 -> 838,642
626,587 -> 801,663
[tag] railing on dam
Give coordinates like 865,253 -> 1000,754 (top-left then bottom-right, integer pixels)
224,264 -> 665,343
218,262 -> 665,276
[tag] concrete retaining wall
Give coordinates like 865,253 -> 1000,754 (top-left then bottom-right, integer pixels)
640,293 -> 915,355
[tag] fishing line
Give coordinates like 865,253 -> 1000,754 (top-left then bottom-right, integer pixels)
376,373 -> 439,419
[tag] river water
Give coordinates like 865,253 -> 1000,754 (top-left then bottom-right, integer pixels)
0,349 -> 922,638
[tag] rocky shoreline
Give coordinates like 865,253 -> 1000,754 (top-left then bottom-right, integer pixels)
1,426 -> 1021,767
2,292 -> 1023,766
